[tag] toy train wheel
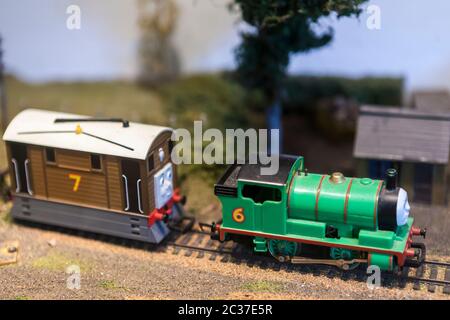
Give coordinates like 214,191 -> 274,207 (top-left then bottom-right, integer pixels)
341,262 -> 360,271
330,247 -> 360,270
268,239 -> 299,262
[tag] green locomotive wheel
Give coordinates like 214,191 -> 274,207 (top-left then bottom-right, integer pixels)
341,262 -> 360,271
268,239 -> 298,262
330,247 -> 360,270
330,247 -> 354,260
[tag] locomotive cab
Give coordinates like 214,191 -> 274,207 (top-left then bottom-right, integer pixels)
214,155 -> 303,240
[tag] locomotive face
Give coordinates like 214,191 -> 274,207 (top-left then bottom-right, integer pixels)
396,188 -> 410,226
378,185 -> 411,230
154,163 -> 174,209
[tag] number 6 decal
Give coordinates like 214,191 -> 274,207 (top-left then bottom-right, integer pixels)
232,207 -> 245,223
69,174 -> 82,192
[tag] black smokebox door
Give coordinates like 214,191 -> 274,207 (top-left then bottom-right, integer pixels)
121,160 -> 142,213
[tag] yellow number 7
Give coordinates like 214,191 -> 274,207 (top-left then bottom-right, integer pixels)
69,174 -> 82,192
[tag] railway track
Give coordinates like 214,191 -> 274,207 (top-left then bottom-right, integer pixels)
2,166 -> 450,295
404,260 -> 450,294
165,229 -> 235,257
8,218 -> 450,295
165,228 -> 450,295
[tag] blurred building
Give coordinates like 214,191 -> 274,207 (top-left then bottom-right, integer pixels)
412,91 -> 450,113
354,105 -> 450,206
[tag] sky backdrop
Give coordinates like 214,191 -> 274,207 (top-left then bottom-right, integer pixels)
1,0 -> 450,95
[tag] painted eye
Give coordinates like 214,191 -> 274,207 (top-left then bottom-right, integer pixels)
159,176 -> 164,186
166,171 -> 172,180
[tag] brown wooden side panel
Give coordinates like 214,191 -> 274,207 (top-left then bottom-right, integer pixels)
28,146 -> 47,197
46,166 -> 108,208
147,177 -> 155,211
56,149 -> 91,171
138,161 -> 149,214
105,157 -> 123,211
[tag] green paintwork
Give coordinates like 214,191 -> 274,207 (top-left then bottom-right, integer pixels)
317,176 -> 351,223
215,156 -> 414,271
288,173 -> 323,221
253,237 -> 267,253
289,173 -> 381,230
286,219 -> 325,238
218,157 -> 303,235
223,218 -> 413,254
346,178 -> 381,229
369,253 -> 393,271
268,239 -> 298,258
330,247 -> 354,260
359,229 -> 395,248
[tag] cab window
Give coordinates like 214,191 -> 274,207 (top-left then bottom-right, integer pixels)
241,184 -> 281,204
148,152 -> 155,172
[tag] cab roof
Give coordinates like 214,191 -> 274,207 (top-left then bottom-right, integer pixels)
237,155 -> 300,186
215,155 -> 300,197
3,109 -> 172,160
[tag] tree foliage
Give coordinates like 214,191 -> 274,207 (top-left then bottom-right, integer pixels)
231,0 -> 368,99
137,0 -> 180,86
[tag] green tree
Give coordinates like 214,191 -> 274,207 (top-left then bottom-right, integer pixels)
231,0 -> 368,150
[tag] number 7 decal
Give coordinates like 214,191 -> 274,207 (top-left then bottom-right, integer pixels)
69,174 -> 82,192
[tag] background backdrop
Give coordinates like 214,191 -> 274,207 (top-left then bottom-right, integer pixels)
1,0 -> 450,96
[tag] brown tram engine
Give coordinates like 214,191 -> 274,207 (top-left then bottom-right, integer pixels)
3,108 -> 186,243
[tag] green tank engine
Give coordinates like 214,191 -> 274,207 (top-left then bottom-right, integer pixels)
212,155 -> 426,272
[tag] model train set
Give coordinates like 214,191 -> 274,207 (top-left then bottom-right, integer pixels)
2,109 -> 428,274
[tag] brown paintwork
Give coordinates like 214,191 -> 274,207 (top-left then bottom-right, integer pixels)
147,172 -> 156,211
104,156 -> 123,211
46,166 -> 108,208
139,160 -> 149,214
5,130 -> 176,217
56,149 -> 91,171
28,146 -> 47,197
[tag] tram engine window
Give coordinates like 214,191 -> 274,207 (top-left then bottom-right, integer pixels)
91,154 -> 102,170
46,148 -> 56,163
